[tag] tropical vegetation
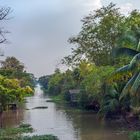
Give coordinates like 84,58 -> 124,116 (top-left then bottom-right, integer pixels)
0,56 -> 36,114
1,2 -> 140,140
39,3 -> 140,122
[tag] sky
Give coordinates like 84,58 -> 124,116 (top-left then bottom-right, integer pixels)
0,0 -> 139,77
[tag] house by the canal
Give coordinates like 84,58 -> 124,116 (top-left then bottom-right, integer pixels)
69,89 -> 80,103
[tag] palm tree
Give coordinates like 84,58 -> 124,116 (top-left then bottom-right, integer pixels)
114,27 -> 140,105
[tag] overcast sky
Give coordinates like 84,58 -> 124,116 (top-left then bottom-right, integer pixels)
0,0 -> 139,77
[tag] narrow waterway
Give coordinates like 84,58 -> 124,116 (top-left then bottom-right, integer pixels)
2,85 -> 129,140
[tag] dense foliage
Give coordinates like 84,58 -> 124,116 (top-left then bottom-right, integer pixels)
0,57 -> 35,113
38,75 -> 51,92
130,131 -> 140,140
39,3 -> 140,121
62,3 -> 132,67
0,75 -> 33,111
0,57 -> 36,89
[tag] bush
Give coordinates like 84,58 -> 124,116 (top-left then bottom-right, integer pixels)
129,131 -> 140,140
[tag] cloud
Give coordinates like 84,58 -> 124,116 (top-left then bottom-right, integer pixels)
120,3 -> 134,14
82,0 -> 102,9
1,0 -> 103,77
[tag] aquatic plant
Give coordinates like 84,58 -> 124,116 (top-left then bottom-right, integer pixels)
0,123 -> 58,140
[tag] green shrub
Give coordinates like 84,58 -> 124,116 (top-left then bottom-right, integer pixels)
129,131 -> 140,140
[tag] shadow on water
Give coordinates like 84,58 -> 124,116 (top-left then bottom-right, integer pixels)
1,84 -> 129,140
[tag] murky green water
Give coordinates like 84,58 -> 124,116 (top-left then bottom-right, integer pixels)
1,85 -> 129,140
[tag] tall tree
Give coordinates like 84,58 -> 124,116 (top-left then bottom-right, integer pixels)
0,56 -> 24,72
62,3 -> 124,66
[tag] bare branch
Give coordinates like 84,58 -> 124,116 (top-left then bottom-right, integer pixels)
0,7 -> 12,46
0,7 -> 12,20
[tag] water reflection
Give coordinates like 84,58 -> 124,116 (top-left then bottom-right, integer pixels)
55,107 -> 128,140
1,85 -> 129,140
1,109 -> 24,128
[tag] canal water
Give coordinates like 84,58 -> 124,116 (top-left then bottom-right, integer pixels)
2,85 -> 129,140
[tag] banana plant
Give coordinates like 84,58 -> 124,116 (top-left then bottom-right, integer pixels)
114,28 -> 140,103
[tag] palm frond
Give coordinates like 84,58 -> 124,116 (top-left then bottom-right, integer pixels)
137,40 -> 140,51
131,72 -> 140,96
113,47 -> 139,57
129,53 -> 140,70
119,73 -> 139,100
115,65 -> 131,74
